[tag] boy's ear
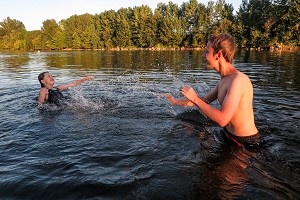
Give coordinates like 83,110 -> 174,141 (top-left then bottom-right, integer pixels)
215,51 -> 220,60
217,51 -> 222,59
41,79 -> 46,85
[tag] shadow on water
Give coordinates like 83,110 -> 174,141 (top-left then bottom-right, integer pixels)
170,109 -> 300,199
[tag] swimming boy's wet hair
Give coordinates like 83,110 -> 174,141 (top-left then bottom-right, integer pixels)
208,33 -> 236,63
38,71 -> 48,88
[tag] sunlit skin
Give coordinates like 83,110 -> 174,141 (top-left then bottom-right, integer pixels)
38,72 -> 94,104
164,41 -> 258,137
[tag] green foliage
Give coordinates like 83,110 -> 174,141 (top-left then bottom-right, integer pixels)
179,0 -> 209,47
97,10 -> 117,49
155,2 -> 184,47
62,14 -> 98,49
236,0 -> 299,48
41,19 -> 65,49
114,8 -> 133,48
0,0 -> 299,50
132,5 -> 156,48
0,17 -> 26,50
26,30 -> 42,50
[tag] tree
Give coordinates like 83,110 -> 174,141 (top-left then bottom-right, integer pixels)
62,14 -> 98,49
52,28 -> 66,50
1,0 -> 299,50
237,0 -> 273,47
41,19 -> 65,49
25,30 -> 42,50
114,8 -> 133,48
272,0 -> 300,46
0,17 -> 26,50
97,10 -> 117,48
155,2 -> 184,47
180,0 -> 209,47
287,0 -> 300,45
206,0 -> 235,35
132,5 -> 156,48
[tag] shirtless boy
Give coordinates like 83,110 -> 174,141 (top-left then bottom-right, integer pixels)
164,33 -> 263,147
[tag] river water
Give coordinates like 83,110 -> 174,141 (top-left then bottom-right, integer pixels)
0,50 -> 299,199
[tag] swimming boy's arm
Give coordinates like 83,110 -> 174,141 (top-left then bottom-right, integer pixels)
57,76 -> 94,91
37,88 -> 47,104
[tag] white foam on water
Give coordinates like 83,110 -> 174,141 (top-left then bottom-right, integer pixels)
66,87 -> 106,111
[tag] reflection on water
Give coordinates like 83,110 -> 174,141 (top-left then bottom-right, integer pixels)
0,50 -> 299,199
236,50 -> 300,89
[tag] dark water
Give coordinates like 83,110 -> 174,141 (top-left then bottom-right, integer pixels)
0,50 -> 299,199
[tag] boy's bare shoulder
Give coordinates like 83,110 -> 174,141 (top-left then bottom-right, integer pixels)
233,71 -> 251,82
39,87 -> 48,94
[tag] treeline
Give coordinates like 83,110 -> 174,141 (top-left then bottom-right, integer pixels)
0,0 -> 299,51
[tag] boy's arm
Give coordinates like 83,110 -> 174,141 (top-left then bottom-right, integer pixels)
162,94 -> 194,107
181,79 -> 242,127
37,88 -> 47,104
163,85 -> 218,107
57,76 -> 94,91
203,85 -> 218,104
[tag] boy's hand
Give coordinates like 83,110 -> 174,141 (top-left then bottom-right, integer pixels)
181,86 -> 198,103
85,76 -> 94,80
160,94 -> 174,102
161,94 -> 175,103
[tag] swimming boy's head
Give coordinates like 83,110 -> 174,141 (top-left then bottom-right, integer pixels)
38,72 -> 48,88
208,33 -> 235,64
38,71 -> 54,88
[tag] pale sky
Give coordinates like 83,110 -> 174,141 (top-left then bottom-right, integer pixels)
0,0 -> 241,31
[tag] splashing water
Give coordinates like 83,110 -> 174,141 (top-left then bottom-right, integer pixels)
66,87 -> 105,111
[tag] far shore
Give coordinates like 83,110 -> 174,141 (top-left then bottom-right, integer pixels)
1,46 -> 299,52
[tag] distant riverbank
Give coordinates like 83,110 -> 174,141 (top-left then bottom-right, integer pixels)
1,45 -> 298,52
40,45 -> 300,51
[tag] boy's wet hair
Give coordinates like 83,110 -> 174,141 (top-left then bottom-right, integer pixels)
208,33 -> 236,63
38,71 -> 48,88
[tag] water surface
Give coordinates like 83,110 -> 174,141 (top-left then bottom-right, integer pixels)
0,50 -> 299,199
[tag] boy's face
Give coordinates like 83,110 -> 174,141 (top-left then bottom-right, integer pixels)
203,42 -> 218,69
41,72 -> 55,86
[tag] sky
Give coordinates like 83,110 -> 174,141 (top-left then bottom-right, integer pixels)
0,0 -> 241,31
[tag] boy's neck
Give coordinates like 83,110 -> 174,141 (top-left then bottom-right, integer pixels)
219,63 -> 237,77
44,84 -> 54,89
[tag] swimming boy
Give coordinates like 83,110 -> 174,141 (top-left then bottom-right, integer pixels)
38,71 -> 94,105
164,33 -> 262,147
